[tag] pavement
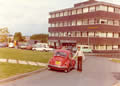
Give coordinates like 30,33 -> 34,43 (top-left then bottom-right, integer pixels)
0,56 -> 120,86
0,58 -> 47,66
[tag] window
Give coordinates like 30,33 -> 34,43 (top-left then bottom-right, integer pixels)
72,32 -> 75,37
107,32 -> 113,38
51,23 -> 55,27
83,19 -> 88,25
96,5 -> 107,11
95,45 -> 100,50
100,32 -> 106,37
107,45 -> 112,50
72,9 -> 76,15
114,20 -> 119,26
100,19 -> 107,24
77,9 -> 82,14
64,11 -> 68,16
51,14 -> 55,18
88,32 -> 94,37
100,45 -> 106,50
89,6 -> 95,12
60,12 -> 64,17
64,21 -> 67,26
54,32 -> 59,37
95,19 -> 100,24
59,32 -> 64,37
115,8 -> 120,14
56,22 -> 59,27
95,32 -> 100,37
56,13 -> 59,17
76,32 -> 81,37
108,20 -> 114,25
64,32 -> 67,37
49,32 -> 52,37
89,19 -> 94,24
68,21 -> 71,26
68,10 -> 71,16
72,20 -> 76,26
114,33 -> 119,38
51,32 -> 54,37
59,22 -> 63,27
108,7 -> 114,12
83,7 -> 88,13
82,32 -> 87,37
68,32 -> 72,37
77,20 -> 82,25
113,45 -> 118,50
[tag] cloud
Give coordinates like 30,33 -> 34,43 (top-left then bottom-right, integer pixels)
0,0 -> 119,36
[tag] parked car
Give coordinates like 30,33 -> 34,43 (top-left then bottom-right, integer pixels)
0,42 -> 8,48
77,45 -> 92,53
18,43 -> 29,49
32,43 -> 54,52
48,49 -> 76,73
8,42 -> 14,48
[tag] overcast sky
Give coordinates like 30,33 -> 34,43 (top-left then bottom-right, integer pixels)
0,0 -> 120,36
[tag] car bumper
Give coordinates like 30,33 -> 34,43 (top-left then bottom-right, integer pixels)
48,64 -> 67,70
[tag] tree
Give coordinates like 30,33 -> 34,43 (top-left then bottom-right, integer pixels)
30,34 -> 48,43
14,32 -> 23,41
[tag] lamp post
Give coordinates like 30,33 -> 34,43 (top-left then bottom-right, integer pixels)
88,36 -> 89,46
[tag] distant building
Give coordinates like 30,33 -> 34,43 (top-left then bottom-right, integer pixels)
48,0 -> 120,51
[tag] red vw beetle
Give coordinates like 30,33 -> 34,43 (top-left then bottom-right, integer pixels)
48,49 -> 76,72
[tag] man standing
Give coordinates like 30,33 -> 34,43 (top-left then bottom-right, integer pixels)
73,46 -> 85,72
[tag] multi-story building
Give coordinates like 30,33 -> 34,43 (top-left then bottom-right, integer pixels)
48,0 -> 120,51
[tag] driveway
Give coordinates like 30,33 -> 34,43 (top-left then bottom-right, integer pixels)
0,56 -> 119,86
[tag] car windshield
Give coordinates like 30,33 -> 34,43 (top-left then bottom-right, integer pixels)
54,51 -> 67,57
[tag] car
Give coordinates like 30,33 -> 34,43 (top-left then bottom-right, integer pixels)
18,43 -> 29,49
0,42 -> 8,48
32,43 -> 54,52
77,45 -> 92,53
8,42 -> 14,48
48,49 -> 76,73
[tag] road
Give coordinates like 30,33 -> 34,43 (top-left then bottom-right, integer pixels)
0,56 -> 120,86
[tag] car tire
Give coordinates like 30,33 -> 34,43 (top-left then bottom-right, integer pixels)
64,67 -> 70,73
48,67 -> 51,70
64,69 -> 68,73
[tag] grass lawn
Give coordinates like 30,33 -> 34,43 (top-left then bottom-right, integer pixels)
0,48 -> 53,63
111,58 -> 120,63
0,63 -> 43,79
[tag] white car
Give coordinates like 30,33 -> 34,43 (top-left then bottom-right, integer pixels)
8,43 -> 14,48
32,45 -> 54,52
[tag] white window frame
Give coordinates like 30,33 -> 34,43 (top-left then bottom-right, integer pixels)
77,9 -> 82,14
83,7 -> 88,13
108,7 -> 114,13
89,6 -> 95,12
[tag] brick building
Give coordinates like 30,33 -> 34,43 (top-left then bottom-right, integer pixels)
48,0 -> 120,51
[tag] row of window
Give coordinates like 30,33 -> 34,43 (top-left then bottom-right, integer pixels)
50,18 -> 120,27
48,41 -> 119,50
92,45 -> 118,50
49,32 -> 119,38
50,5 -> 120,18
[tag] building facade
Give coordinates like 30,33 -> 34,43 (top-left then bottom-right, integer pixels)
48,0 -> 120,51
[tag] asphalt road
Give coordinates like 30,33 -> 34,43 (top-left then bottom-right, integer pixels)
0,56 -> 120,86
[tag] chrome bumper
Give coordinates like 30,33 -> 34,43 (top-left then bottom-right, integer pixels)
48,64 -> 67,68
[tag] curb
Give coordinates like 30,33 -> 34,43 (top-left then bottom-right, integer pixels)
0,67 -> 48,84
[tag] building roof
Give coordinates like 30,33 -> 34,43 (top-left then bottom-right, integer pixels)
49,0 -> 120,14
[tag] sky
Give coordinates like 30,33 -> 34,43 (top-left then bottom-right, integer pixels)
0,0 -> 120,36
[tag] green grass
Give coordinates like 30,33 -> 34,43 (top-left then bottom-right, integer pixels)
111,59 -> 120,63
0,63 -> 43,79
0,48 -> 53,63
